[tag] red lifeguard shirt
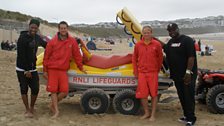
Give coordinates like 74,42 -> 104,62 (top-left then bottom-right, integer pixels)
43,33 -> 83,72
132,38 -> 163,74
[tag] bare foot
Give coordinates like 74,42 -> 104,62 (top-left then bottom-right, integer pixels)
140,114 -> 150,119
149,116 -> 155,122
24,111 -> 34,118
51,111 -> 59,119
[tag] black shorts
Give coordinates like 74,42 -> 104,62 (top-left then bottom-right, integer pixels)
16,71 -> 39,95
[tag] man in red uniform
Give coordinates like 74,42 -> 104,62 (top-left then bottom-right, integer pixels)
43,21 -> 86,118
132,26 -> 163,121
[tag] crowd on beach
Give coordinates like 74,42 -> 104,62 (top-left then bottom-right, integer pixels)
1,40 -> 17,51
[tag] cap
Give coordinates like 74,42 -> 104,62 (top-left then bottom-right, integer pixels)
167,23 -> 179,31
29,18 -> 40,27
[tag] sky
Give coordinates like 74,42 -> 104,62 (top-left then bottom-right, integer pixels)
0,0 -> 224,24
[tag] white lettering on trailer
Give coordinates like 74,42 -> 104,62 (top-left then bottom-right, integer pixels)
72,76 -> 136,85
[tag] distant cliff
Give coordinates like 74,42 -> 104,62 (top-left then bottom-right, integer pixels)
72,16 -> 224,37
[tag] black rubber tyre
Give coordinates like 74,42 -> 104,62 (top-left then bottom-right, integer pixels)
113,89 -> 140,115
80,88 -> 110,114
131,35 -> 142,44
206,84 -> 224,114
116,15 -> 124,25
132,36 -> 136,44
124,26 -> 132,35
121,11 -> 131,22
131,23 -> 141,34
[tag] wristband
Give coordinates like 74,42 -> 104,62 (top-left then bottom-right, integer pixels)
24,71 -> 29,75
186,69 -> 193,74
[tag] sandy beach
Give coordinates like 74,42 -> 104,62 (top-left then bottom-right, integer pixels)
0,34 -> 224,126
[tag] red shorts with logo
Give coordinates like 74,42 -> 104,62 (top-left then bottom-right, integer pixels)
46,69 -> 69,93
136,72 -> 158,98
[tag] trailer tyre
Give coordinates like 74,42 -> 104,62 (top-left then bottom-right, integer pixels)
80,88 -> 110,114
113,90 -> 140,115
206,84 -> 224,114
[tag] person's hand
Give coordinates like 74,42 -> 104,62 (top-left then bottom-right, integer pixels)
24,71 -> 32,78
183,73 -> 191,85
43,72 -> 48,80
81,69 -> 87,74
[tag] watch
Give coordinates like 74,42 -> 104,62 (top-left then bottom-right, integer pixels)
186,69 -> 193,74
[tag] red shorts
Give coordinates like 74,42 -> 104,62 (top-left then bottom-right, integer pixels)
136,72 -> 158,98
46,69 -> 69,93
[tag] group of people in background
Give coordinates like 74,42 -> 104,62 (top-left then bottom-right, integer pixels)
1,40 -> 17,50
16,18 -> 197,126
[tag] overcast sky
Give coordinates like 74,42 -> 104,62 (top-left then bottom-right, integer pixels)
0,0 -> 224,24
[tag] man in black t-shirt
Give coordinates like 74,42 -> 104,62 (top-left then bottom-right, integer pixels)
160,23 -> 197,126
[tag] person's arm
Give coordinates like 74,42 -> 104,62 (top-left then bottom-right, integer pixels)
186,57 -> 195,72
183,37 -> 196,84
17,36 -> 33,78
72,39 -> 86,73
39,36 -> 47,49
157,43 -> 163,72
153,37 -> 165,47
186,37 -> 196,72
42,40 -> 53,79
43,40 -> 53,74
153,37 -> 169,54
17,36 -> 29,71
132,44 -> 139,77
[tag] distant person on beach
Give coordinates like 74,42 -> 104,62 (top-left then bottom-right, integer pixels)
43,21 -> 86,118
132,26 -> 163,121
198,39 -> 201,51
16,19 -> 47,118
159,23 -> 197,126
5,40 -> 10,50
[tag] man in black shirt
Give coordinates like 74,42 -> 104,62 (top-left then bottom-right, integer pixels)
16,19 -> 47,118
160,23 -> 197,126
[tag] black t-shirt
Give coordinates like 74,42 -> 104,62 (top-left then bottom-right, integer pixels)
164,35 -> 197,81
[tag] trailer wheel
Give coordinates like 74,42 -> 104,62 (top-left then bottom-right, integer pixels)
206,84 -> 224,114
113,90 -> 140,115
80,88 -> 110,114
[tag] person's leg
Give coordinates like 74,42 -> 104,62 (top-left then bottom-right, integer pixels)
174,80 -> 186,117
30,95 -> 37,113
58,70 -> 69,102
16,71 -> 32,117
148,72 -> 158,121
21,95 -> 30,113
46,69 -> 59,117
51,93 -> 59,118
140,98 -> 150,119
57,92 -> 68,102
136,73 -> 149,119
29,72 -> 39,114
149,96 -> 157,121
184,78 -> 197,124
